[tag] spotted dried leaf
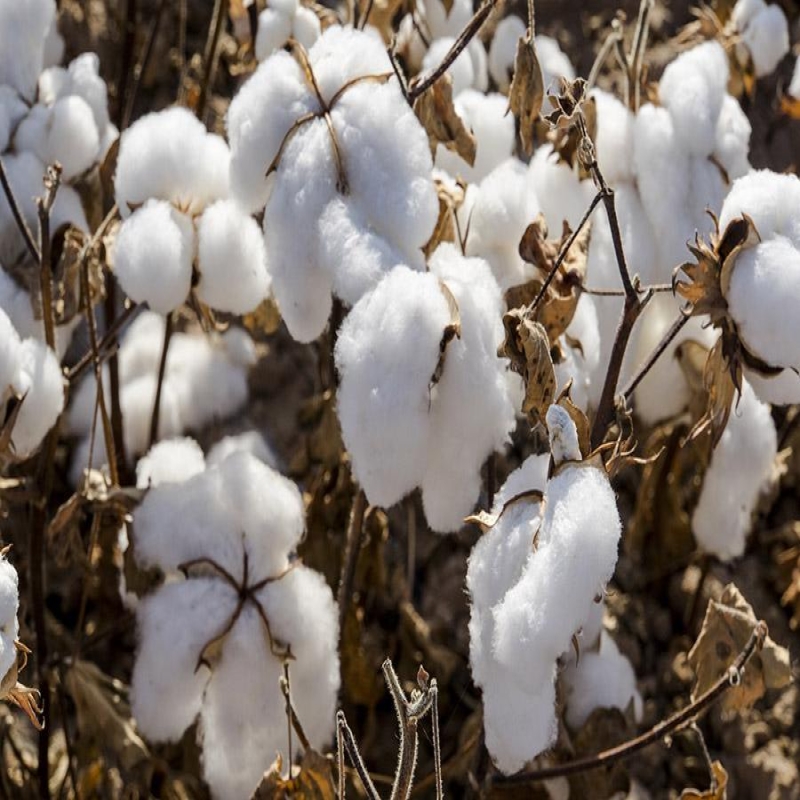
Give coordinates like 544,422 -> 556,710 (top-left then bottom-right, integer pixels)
680,761 -> 729,800
508,30 -> 544,155
687,584 -> 791,714
253,750 -> 336,799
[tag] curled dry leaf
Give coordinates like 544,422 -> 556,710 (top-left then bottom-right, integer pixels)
499,313 -> 555,426
687,584 -> 791,714
253,750 -> 336,799
465,488 -> 544,532
413,73 -> 476,166
508,30 -> 544,155
544,76 -> 589,130
424,176 -> 466,258
548,91 -> 597,174
555,382 -> 591,458
680,760 -> 729,800
1,642 -> 43,730
429,280 -> 462,389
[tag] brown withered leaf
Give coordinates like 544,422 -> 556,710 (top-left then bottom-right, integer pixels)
465,489 -> 544,532
414,73 -> 476,165
508,30 -> 544,155
687,338 -> 739,448
430,280 -> 462,389
253,750 -> 336,799
687,584 -> 791,713
544,76 -> 589,130
680,761 -> 728,800
548,92 -> 597,175
423,176 -> 465,257
556,382 -> 591,458
243,295 -> 282,336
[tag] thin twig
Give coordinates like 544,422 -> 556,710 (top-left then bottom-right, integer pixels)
37,165 -> 61,352
587,26 -> 624,90
196,0 -> 229,122
105,280 -> 128,482
0,155 -> 40,263
116,0 -> 139,128
406,497 -> 416,600
148,311 -> 173,449
491,622 -> 767,787
526,0 -> 536,37
337,489 -> 368,642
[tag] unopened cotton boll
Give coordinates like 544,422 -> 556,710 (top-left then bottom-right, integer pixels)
228,26 -> 438,341
435,91 -> 514,183
563,632 -> 642,729
135,438 -> 207,489
732,0 -> 789,77
113,200 -> 194,315
10,339 -> 64,459
692,380 -> 776,561
0,554 -> 20,681
115,107 -> 230,218
0,0 -> 55,101
196,200 -> 270,314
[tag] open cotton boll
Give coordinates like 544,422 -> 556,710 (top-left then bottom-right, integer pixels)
206,431 -> 278,470
692,380 -> 776,561
592,89 -> 636,185
196,200 -> 269,314
528,145 -> 595,232
113,200 -> 194,315
0,87 -> 29,152
733,0 -> 789,77
714,95 -> 751,182
420,245 -> 515,531
0,554 -> 20,681
435,91 -> 514,183
563,632 -> 642,729
115,107 -> 230,218
255,1 -> 321,61
0,307 -> 21,403
0,0 -> 55,101
399,0 -> 474,70
488,15 -> 525,92
465,158 -> 540,290
229,27 -> 437,341
537,35 -> 575,92
15,95 -> 101,180
10,339 -> 64,459
135,438 -> 207,489
658,41 -> 728,157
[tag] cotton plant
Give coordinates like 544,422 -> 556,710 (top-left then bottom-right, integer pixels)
226,25 -> 438,342
335,243 -> 515,532
129,446 -> 339,800
467,406 -> 622,773
730,0 -> 790,78
0,306 -> 64,462
113,107 -> 269,316
67,311 -> 256,483
487,15 -> 575,94
254,0 -> 321,62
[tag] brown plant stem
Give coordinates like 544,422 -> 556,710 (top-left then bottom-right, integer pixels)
491,621 -> 767,788
0,156 -> 40,263
408,0 -> 497,103
104,280 -> 129,483
37,166 -> 61,351
148,311 -> 174,449
116,0 -> 139,128
337,488 -> 368,642
196,0 -> 229,122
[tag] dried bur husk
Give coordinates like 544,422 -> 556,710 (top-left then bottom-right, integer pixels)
772,521 -> 800,631
243,295 -> 283,337
413,74 -> 476,166
680,761 -> 729,800
673,213 -> 776,446
546,82 -> 597,178
0,637 -> 43,730
687,584 -> 790,714
423,175 -> 466,258
499,214 -> 590,428
254,750 -> 336,799
508,27 -> 545,155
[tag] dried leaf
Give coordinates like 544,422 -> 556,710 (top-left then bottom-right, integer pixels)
413,73 -> 476,165
508,31 -> 544,155
423,176 -> 465,257
680,760 -> 729,799
465,489 -> 544,531
687,338 -> 738,448
243,295 -> 283,336
253,750 -> 336,799
556,382 -> 591,458
430,280 -> 462,389
687,584 -> 791,713
544,76 -> 589,130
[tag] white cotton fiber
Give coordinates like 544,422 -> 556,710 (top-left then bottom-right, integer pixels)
422,37 -> 482,96
196,199 -> 270,314
115,107 -> 230,218
255,1 -> 321,61
0,307 -> 21,402
592,89 -> 636,185
789,56 -> 800,100
0,554 -> 20,681
488,15 -> 525,92
399,0 -> 474,70
563,632 -> 642,729
0,87 -> 28,153
692,380 -> 776,560
528,145 -> 595,232
227,26 -> 438,341
714,94 -> 752,182
113,200 -> 194,315
10,338 -> 64,459
733,0 -> 789,77
206,431 -> 278,470
555,294 -> 601,412
0,0 -> 55,101
536,35 -> 575,93
135,438 -> 207,489
435,90 -> 514,183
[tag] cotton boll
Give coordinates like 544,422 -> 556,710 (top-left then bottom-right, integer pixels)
115,107 -> 230,218
465,158 -> 540,290
335,267 -> 446,507
658,41 -> 728,157
10,339 -> 64,459
120,375 -> 183,457
196,200 -> 270,314
592,89 -> 636,185
132,578 -> 238,742
16,95 -> 101,180
66,53 -> 111,133
693,380 -> 776,560
0,554 -> 20,681
715,95 -> 751,182
0,0 -> 55,101
113,200 -> 194,315
423,37 -> 476,97
736,2 -> 789,77
255,8 -> 294,60
435,91 -> 514,183
528,145 -> 594,232
136,438 -> 207,489
747,367 -> 800,405
0,308 -> 21,403
563,632 -> 642,729
727,239 -> 800,372
536,35 -> 575,92
0,87 -> 28,153
206,431 -> 278,470
546,404 -> 581,464
488,16 -> 525,92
